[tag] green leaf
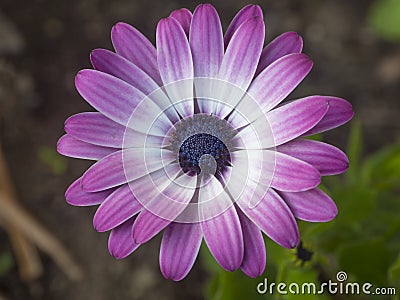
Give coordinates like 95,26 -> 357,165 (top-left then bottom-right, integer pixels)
338,240 -> 396,286
200,243 -> 223,274
281,268 -> 329,300
364,141 -> 400,190
214,271 -> 269,300
346,120 -> 363,182
388,252 -> 400,288
305,133 -> 322,142
369,0 -> 400,41
331,184 -> 376,226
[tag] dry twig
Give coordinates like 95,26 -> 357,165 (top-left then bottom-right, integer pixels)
0,146 -> 83,281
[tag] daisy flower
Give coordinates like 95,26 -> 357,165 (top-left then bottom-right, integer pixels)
57,4 -> 353,280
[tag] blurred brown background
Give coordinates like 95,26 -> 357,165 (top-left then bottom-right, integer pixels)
0,0 -> 399,299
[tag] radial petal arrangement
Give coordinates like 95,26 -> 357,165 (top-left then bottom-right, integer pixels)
57,3 -> 354,280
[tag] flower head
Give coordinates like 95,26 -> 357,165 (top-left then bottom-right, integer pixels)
57,4 -> 353,280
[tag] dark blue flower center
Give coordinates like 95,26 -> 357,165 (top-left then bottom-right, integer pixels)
179,133 -> 231,176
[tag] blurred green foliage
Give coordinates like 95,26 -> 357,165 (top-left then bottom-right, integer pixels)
0,251 -> 13,277
203,120 -> 400,299
369,0 -> 400,41
38,146 -> 67,175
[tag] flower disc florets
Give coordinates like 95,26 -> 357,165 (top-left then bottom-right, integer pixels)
166,114 -> 237,176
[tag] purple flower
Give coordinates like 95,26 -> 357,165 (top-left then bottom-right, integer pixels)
57,4 -> 353,280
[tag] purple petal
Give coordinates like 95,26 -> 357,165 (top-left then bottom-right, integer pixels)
229,150 -> 275,191
93,185 -> 142,232
237,209 -> 266,277
157,17 -> 194,117
170,8 -> 192,37
215,17 -> 265,117
64,112 -> 129,148
65,112 -> 163,148
303,97 -> 354,136
131,171 -> 196,243
279,188 -> 338,222
108,218 -> 140,259
90,49 -> 161,95
200,187 -> 244,271
57,134 -> 116,160
224,4 -> 263,48
65,177 -> 114,206
132,210 -> 171,244
189,4 -> 223,114
272,151 -> 321,192
81,148 -> 172,192
126,164 -> 181,207
111,22 -> 162,85
219,17 -> 265,90
90,49 -> 179,124
248,54 -> 313,114
237,189 -> 299,248
75,69 -> 145,126
255,32 -> 303,76
76,70 -> 173,135
231,111 -> 277,148
278,139 -> 349,176
160,222 -> 202,281
267,96 -> 330,146
190,4 -> 223,78
80,150 -> 127,192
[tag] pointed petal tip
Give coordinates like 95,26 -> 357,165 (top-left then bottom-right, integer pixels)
192,3 -> 218,18
56,135 -> 65,154
288,237 -> 300,249
80,171 -> 91,192
132,230 -> 147,245
111,21 -> 129,34
300,53 -> 313,68
58,134 -> 110,160
132,229 -> 159,245
272,152 -> 322,192
64,178 -> 80,204
93,213 -> 109,233
278,230 -> 300,249
108,221 -> 140,259
108,249 -> 120,259
280,52 -> 313,67
326,205 -> 338,221
246,15 -> 265,25
157,17 -> 171,28
198,3 -> 214,9
334,155 -> 350,175
65,177 -> 113,207
280,188 -> 339,222
215,256 -> 242,272
241,265 -> 265,278
160,265 -> 188,281
80,165 -> 110,193
242,4 -> 263,16
131,223 -> 155,244
285,31 -> 303,43
108,246 -> 138,260
74,69 -> 91,89
63,113 -> 85,135
327,97 -> 355,123
89,48 -> 106,67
